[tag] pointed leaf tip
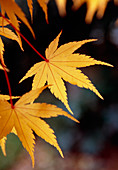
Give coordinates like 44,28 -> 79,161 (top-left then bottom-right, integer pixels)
19,33 -> 112,113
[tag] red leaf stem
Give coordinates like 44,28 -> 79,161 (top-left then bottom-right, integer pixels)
0,12 -> 49,62
1,61 -> 14,109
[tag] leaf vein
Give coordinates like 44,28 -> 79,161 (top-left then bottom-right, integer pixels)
48,63 -> 66,102
50,62 -> 91,87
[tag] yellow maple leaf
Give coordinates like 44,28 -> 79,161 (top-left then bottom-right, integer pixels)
0,86 -> 78,166
0,0 -> 35,48
20,31 -> 113,114
0,27 -> 21,48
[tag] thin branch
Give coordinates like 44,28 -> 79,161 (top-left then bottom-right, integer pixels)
1,60 -> 14,109
0,12 -> 49,62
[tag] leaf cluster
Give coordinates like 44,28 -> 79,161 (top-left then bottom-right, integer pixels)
0,0 -> 114,167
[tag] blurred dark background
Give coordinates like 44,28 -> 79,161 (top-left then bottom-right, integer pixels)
0,0 -> 118,169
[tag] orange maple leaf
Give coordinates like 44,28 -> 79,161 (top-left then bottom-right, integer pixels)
20,31 -> 113,114
0,16 -> 10,27
26,0 -> 33,21
26,0 -> 49,22
37,0 -> 49,23
0,86 -> 78,166
0,0 -> 35,48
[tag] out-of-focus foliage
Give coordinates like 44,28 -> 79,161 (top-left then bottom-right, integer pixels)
55,0 -> 118,23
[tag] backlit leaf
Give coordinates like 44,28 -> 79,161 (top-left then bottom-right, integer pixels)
0,27 -> 21,49
20,32 -> 113,114
0,37 -> 4,65
0,0 -> 35,48
0,17 -> 9,26
37,0 -> 49,23
26,0 -> 49,22
26,0 -> 33,20
0,87 -> 78,166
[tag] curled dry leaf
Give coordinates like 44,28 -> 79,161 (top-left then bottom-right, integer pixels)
20,31 -> 113,114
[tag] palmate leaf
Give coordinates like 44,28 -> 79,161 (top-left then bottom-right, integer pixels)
0,86 -> 78,166
0,0 -> 35,49
20,31 -> 113,114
